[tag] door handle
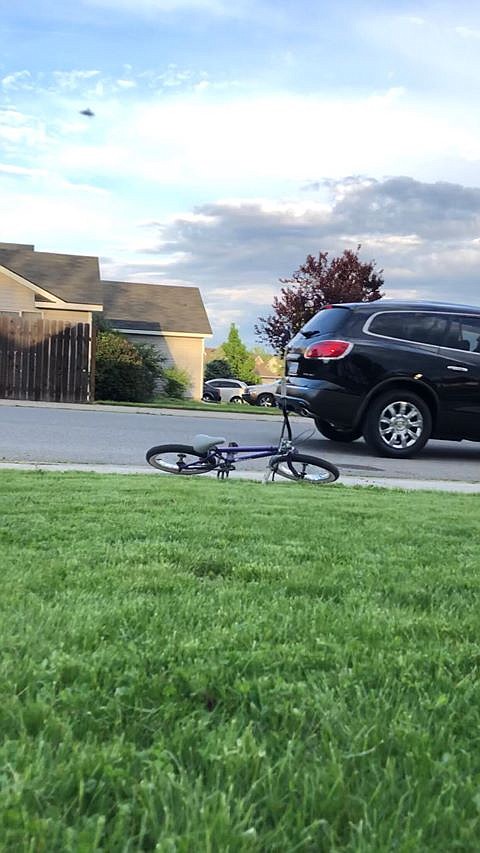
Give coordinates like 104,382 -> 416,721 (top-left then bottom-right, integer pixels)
447,365 -> 468,372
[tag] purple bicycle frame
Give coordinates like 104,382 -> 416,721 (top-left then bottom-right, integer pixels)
211,444 -> 281,463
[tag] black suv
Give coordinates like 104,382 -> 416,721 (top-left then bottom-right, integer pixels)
283,301 -> 480,458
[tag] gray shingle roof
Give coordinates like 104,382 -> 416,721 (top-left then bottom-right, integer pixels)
0,242 -> 211,334
0,246 -> 103,306
102,280 -> 212,335
0,242 -> 34,252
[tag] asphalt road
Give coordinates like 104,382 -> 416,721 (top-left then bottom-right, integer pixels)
0,402 -> 479,482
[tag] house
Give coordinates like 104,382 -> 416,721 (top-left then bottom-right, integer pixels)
0,242 -> 212,402
102,280 -> 211,399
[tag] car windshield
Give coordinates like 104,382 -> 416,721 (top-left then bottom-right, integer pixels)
300,306 -> 350,338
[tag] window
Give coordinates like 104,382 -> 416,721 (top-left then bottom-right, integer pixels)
368,312 -> 449,346
301,307 -> 350,337
441,316 -> 480,353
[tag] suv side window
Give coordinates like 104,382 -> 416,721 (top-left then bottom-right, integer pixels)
368,312 -> 449,346
441,316 -> 480,353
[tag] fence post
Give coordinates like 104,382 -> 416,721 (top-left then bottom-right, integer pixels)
89,324 -> 96,402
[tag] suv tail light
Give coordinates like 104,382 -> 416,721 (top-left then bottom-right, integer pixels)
304,340 -> 352,359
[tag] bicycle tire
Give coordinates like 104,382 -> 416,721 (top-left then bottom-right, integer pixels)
146,444 -> 217,475
270,452 -> 339,484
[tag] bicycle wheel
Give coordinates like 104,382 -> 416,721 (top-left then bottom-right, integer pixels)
146,444 -> 217,475
270,452 -> 339,484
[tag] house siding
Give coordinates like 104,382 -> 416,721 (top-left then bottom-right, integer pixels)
124,333 -> 204,399
0,270 -> 36,312
0,273 -> 91,325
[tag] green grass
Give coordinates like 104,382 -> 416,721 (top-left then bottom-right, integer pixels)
1,472 -> 480,851
95,398 -> 282,415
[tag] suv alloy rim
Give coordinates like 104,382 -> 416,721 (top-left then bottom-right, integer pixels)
378,400 -> 424,449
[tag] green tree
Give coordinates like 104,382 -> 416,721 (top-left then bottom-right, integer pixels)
204,358 -> 234,381
222,324 -> 256,383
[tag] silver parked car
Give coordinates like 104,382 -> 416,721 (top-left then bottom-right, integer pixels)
203,378 -> 248,403
242,379 -> 281,407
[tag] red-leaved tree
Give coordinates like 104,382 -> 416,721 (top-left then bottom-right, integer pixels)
256,246 -> 384,353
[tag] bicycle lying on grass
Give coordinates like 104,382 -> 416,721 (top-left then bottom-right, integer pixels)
146,395 -> 340,485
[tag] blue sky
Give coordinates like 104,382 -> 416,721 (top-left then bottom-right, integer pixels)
1,0 -> 480,344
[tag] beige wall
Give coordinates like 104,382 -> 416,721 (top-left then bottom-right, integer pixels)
0,270 -> 36,312
42,309 -> 91,323
125,333 -> 205,399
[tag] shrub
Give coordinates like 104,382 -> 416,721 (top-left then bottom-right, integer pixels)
161,366 -> 191,399
95,331 -> 164,402
204,358 -> 234,381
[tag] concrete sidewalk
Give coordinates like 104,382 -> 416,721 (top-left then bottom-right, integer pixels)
1,460 -> 479,493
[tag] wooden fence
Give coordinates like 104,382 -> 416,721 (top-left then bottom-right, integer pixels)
0,316 -> 91,402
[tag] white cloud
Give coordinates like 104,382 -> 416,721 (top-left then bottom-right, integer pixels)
210,285 -> 276,305
116,79 -> 137,89
455,25 -> 480,39
36,87 -> 479,194
52,70 -> 100,90
1,70 -> 32,90
0,163 -> 46,177
82,0 -> 246,15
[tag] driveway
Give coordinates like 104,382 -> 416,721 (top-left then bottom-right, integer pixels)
0,401 -> 479,484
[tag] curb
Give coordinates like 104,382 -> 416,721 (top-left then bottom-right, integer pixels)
0,399 -> 282,422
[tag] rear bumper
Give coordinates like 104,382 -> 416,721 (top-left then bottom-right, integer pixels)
276,379 -> 361,428
275,393 -> 313,416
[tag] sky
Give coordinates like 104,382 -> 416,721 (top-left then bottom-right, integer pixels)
1,0 -> 480,345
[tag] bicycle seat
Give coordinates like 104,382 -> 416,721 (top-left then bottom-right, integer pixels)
192,434 -> 226,454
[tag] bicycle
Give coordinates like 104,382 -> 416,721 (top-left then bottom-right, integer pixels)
146,395 -> 339,485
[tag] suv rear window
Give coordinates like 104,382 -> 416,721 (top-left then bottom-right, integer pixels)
300,307 -> 350,337
368,311 -> 449,346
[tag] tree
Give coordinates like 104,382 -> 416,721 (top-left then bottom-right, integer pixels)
95,330 -> 164,401
204,358 -> 235,381
255,246 -> 384,354
222,324 -> 257,383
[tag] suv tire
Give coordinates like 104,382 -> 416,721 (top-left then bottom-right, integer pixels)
363,389 -> 432,458
314,419 -> 362,443
257,393 -> 276,407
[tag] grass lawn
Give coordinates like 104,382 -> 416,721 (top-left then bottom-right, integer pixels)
1,472 -> 480,851
95,398 -> 282,415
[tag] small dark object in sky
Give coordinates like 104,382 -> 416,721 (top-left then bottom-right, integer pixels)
79,108 -> 95,117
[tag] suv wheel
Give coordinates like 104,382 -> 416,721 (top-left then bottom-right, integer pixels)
363,390 -> 432,458
314,419 -> 362,443
257,393 -> 276,407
